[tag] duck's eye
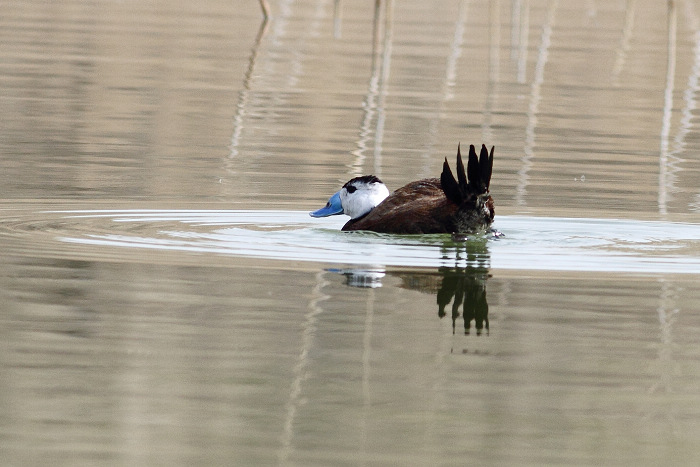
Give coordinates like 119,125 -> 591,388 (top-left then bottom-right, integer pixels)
346,185 -> 357,194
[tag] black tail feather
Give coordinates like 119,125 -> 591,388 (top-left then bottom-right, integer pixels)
475,144 -> 492,194
441,155 -> 461,206
481,145 -> 493,191
456,144 -> 468,189
466,145 -> 480,194
441,143 -> 494,206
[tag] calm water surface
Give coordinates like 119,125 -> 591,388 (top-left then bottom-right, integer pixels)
2,0 -> 700,465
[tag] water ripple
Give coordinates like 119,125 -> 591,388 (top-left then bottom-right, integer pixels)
7,209 -> 693,274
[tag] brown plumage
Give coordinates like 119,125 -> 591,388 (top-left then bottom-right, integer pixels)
342,144 -> 495,234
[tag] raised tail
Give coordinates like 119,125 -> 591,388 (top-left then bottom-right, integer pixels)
441,143 -> 494,205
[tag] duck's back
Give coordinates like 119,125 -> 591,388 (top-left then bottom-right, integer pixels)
342,178 -> 459,234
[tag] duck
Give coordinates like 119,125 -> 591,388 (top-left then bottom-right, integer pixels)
309,144 -> 495,234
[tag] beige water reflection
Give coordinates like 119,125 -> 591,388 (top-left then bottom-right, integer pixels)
3,0 -> 700,465
2,256 -> 700,465
2,0 -> 700,218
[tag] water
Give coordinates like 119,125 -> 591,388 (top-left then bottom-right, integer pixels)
2,0 -> 700,465
13,208 -> 700,273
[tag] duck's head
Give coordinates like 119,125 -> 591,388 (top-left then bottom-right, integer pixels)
310,175 -> 390,220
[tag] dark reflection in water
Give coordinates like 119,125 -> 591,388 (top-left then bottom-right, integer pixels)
435,266 -> 489,336
331,237 -> 491,335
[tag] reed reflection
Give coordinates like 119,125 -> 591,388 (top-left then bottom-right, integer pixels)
332,238 -> 491,335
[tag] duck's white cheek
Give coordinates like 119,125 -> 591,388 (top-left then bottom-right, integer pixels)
353,199 -> 369,218
340,192 -> 358,218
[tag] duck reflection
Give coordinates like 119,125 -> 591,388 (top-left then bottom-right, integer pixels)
331,238 -> 491,335
434,266 -> 489,335
330,266 -> 386,288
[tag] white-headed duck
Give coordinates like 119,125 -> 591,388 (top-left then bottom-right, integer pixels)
310,144 -> 495,234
